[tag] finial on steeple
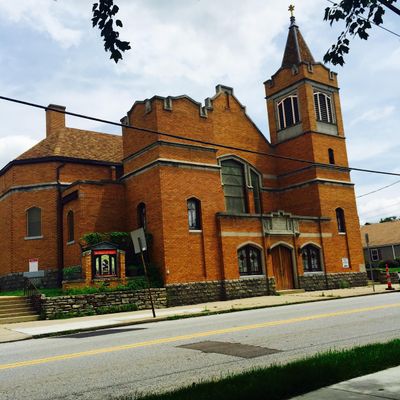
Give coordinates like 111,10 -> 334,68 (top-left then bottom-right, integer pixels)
288,4 -> 296,26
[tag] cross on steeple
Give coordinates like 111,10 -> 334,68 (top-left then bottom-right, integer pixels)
288,4 -> 295,17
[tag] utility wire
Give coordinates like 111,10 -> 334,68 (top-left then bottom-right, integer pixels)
1,94 -> 400,178
357,179 -> 400,198
326,0 -> 400,39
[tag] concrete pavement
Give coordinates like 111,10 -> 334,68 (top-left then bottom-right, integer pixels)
0,283 -> 397,343
292,366 -> 400,399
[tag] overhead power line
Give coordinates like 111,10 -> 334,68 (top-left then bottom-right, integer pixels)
357,179 -> 400,198
1,94 -> 400,178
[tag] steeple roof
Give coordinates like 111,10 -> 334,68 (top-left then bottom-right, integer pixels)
281,16 -> 315,69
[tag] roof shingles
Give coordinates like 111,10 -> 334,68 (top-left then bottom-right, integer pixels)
17,128 -> 123,163
360,221 -> 400,247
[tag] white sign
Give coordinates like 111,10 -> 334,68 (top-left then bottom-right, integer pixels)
342,258 -> 349,269
130,228 -> 147,254
29,258 -> 39,272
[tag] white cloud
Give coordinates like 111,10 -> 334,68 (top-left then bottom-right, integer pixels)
0,0 -> 83,48
0,135 -> 37,168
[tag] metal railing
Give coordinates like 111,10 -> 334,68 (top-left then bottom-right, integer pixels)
23,277 -> 42,298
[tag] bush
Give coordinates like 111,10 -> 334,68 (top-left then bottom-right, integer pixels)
63,266 -> 82,281
378,259 -> 400,269
339,280 -> 350,289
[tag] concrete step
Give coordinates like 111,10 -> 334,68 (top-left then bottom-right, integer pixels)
0,310 -> 37,318
277,289 -> 306,295
0,297 -> 31,304
0,304 -> 33,312
0,296 -> 39,324
0,315 -> 40,324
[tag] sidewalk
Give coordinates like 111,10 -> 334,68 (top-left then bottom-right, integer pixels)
0,283 -> 396,343
292,365 -> 400,399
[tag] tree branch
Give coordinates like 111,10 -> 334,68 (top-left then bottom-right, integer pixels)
376,0 -> 400,16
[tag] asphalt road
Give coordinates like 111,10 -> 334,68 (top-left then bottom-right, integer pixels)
1,293 -> 400,400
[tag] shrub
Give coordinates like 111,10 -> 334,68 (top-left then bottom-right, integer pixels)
63,266 -> 82,281
378,259 -> 400,269
339,280 -> 350,289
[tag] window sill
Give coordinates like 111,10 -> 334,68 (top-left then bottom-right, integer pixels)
303,271 -> 324,275
189,229 -> 202,234
67,240 -> 75,245
239,274 -> 265,279
338,232 -> 347,235
25,236 -> 43,240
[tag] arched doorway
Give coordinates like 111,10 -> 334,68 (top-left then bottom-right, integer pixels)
271,245 -> 294,290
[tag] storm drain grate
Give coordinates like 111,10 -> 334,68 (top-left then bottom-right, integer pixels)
178,341 -> 282,359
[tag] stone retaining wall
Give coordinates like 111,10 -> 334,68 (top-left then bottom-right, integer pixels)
377,271 -> 400,284
166,277 -> 276,306
39,289 -> 167,319
0,270 -> 59,291
299,272 -> 368,291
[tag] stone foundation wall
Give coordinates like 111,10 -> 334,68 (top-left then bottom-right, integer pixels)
39,289 -> 167,319
377,271 -> 400,284
166,277 -> 276,306
0,270 -> 59,291
299,272 -> 368,291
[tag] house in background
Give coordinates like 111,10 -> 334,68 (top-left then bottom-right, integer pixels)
360,221 -> 400,265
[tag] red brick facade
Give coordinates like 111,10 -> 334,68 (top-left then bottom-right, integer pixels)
0,19 -> 366,293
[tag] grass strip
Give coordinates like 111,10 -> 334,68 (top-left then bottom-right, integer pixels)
124,339 -> 400,400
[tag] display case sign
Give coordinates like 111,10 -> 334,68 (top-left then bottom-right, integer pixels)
93,249 -> 117,277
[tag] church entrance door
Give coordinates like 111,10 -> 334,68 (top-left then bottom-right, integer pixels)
271,245 -> 294,290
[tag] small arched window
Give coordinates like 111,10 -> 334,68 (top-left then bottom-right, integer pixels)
221,159 -> 247,213
328,148 -> 335,164
27,207 -> 42,237
336,208 -> 346,233
137,203 -> 147,230
67,210 -> 74,242
302,245 -> 322,272
238,245 -> 263,276
314,92 -> 334,123
277,94 -> 300,130
187,198 -> 201,230
250,170 -> 261,213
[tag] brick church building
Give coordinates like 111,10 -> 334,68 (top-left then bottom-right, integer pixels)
0,16 -> 367,300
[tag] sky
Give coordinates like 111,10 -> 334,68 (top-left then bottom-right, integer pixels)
0,0 -> 399,224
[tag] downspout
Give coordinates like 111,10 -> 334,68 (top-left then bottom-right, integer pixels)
318,217 -> 329,290
259,193 -> 271,295
56,163 -> 65,286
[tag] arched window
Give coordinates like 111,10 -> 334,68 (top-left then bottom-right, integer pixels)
336,208 -> 346,233
137,203 -> 147,230
314,92 -> 334,123
67,210 -> 74,242
221,159 -> 247,213
328,148 -> 335,164
26,207 -> 42,237
277,94 -> 300,130
302,245 -> 322,272
187,198 -> 201,230
250,170 -> 261,213
238,245 -> 263,276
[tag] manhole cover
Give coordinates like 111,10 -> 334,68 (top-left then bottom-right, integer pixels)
178,341 -> 281,359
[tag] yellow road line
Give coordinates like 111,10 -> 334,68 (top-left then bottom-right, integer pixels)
1,302 -> 399,371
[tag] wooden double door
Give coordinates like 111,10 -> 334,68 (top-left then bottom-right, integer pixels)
271,245 -> 295,290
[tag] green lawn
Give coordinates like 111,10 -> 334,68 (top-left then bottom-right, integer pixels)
122,339 -> 400,400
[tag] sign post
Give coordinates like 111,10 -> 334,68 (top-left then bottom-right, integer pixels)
365,233 -> 375,292
130,228 -> 156,318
